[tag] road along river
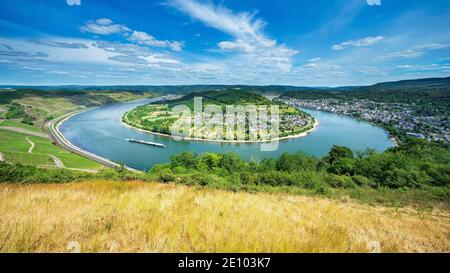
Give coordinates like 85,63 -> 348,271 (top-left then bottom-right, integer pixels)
59,98 -> 394,171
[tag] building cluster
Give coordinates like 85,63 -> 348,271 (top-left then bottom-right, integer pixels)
280,114 -> 310,131
280,98 -> 450,143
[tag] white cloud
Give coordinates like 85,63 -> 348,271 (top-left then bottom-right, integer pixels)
21,66 -> 45,71
376,49 -> 424,60
66,0 -> 81,6
46,70 -> 69,75
81,18 -> 130,35
80,19 -> 183,51
169,0 -> 271,44
332,36 -> 385,50
396,63 -> 450,71
374,42 -> 448,61
169,0 -> 297,72
129,31 -> 183,51
303,63 -> 317,68
95,41 -> 180,66
366,0 -> 381,6
95,18 -> 113,26
308,57 -> 321,62
35,40 -> 88,49
217,39 -> 254,53
414,43 -> 449,50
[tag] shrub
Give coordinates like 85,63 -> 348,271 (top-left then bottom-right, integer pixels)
276,152 -> 318,172
327,175 -> 356,189
158,169 -> 176,183
259,171 -> 296,186
240,172 -> 258,185
352,175 -> 372,187
170,152 -> 197,169
21,116 -> 34,125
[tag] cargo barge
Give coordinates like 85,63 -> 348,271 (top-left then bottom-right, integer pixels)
126,139 -> 165,148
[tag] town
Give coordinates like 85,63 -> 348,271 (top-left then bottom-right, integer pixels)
279,97 -> 450,143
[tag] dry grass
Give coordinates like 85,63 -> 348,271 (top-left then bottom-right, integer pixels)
0,180 -> 448,253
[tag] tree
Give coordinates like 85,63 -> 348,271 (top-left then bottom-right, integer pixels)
326,145 -> 354,165
276,153 -> 297,172
170,152 -> 197,169
200,153 -> 221,169
219,153 -> 242,172
275,152 -> 316,172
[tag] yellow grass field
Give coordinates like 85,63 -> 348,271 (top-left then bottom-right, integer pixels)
0,180 -> 448,253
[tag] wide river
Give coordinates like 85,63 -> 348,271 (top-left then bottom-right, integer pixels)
60,98 -> 394,171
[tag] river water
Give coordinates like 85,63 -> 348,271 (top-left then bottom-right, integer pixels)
60,99 -> 394,171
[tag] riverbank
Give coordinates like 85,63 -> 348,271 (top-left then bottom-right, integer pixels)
48,109 -> 139,172
49,96 -> 176,172
122,111 -> 319,144
295,105 -> 400,146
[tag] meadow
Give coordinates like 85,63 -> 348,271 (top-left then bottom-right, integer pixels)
0,180 -> 448,253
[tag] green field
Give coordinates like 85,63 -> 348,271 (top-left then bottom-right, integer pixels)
0,120 -> 42,132
0,130 -> 103,170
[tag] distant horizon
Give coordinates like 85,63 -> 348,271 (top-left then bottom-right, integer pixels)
0,76 -> 449,89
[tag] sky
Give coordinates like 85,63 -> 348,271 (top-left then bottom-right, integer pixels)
0,0 -> 449,86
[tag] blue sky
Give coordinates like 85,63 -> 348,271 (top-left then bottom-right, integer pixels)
0,0 -> 449,86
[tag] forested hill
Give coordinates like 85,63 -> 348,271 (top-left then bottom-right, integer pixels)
281,77 -> 450,104
162,90 -> 275,107
365,77 -> 450,90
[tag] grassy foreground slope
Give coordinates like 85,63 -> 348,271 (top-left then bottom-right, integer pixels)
0,180 -> 448,253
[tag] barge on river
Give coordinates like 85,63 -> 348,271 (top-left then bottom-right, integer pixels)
126,139 -> 165,148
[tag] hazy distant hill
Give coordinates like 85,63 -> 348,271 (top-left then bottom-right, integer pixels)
364,77 -> 450,90
2,77 -> 449,98
282,77 -> 450,103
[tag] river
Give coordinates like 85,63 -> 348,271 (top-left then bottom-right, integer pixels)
59,98 -> 394,171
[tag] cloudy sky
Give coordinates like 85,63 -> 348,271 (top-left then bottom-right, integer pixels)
0,0 -> 449,86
